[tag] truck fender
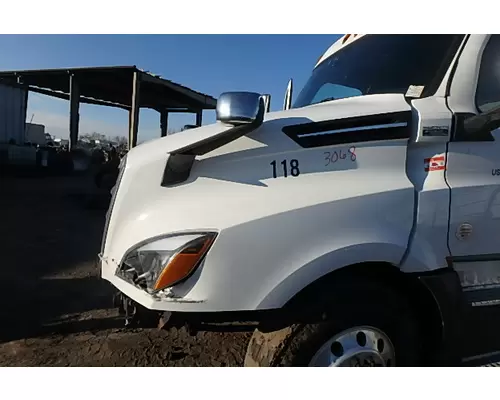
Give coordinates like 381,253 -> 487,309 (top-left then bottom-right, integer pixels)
399,230 -> 449,273
255,241 -> 410,310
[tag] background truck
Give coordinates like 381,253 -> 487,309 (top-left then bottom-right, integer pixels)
100,34 -> 500,367
25,123 -> 47,146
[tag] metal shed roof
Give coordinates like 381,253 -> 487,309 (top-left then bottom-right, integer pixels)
0,65 -> 217,112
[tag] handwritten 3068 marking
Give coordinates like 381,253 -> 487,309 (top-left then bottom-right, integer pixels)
324,147 -> 357,166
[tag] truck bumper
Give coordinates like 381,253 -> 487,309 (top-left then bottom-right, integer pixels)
99,257 -> 211,313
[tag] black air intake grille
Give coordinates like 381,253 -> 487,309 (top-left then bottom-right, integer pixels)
282,111 -> 413,148
100,155 -> 127,255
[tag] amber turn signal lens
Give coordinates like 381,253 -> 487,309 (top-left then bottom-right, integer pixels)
153,234 -> 216,291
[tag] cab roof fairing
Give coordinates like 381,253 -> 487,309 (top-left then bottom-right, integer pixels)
314,34 -> 367,69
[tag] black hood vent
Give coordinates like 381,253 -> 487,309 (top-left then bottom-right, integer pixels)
281,111 -> 412,148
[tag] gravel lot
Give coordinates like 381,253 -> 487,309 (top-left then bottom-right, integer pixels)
0,173 -> 250,366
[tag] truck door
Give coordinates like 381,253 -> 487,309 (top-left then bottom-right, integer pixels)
445,34 -> 500,305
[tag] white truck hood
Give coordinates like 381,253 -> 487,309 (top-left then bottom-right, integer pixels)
103,92 -> 414,269
125,93 -> 411,168
101,92 -> 417,311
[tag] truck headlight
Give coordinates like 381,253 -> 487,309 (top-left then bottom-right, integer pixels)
117,232 -> 217,293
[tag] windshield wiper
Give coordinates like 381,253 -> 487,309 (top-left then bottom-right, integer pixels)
316,97 -> 337,104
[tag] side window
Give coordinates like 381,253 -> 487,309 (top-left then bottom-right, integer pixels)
476,35 -> 500,113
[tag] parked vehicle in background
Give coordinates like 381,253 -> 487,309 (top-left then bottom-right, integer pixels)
25,123 -> 47,146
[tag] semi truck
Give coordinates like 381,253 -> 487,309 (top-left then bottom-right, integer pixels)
99,34 -> 500,366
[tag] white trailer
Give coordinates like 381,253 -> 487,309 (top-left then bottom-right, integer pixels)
25,123 -> 46,145
100,34 -> 500,367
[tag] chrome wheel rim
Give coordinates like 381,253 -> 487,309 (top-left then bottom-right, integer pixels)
308,326 -> 395,367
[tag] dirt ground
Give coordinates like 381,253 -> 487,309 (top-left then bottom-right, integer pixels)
0,173 -> 250,366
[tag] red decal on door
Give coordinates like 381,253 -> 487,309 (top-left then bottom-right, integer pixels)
424,156 -> 446,172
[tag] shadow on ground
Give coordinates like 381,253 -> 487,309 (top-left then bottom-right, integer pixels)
0,173 -> 120,342
0,173 -> 250,366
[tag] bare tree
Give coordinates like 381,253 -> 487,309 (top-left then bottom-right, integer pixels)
81,132 -> 107,142
112,135 -> 128,146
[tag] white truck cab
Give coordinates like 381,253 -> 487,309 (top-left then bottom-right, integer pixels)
100,34 -> 500,367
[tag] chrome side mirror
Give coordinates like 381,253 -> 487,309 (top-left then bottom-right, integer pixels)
216,92 -> 264,125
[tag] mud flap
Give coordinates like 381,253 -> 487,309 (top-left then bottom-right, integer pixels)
416,267 -> 465,366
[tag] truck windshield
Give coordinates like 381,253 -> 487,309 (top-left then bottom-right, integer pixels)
293,34 -> 465,108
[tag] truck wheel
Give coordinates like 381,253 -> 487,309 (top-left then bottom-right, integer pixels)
245,282 -> 422,367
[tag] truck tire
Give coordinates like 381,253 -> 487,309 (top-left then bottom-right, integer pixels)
244,281 -> 422,367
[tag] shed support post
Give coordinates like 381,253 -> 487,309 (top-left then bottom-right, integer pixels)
69,74 -> 80,151
160,110 -> 169,137
195,110 -> 203,127
128,71 -> 141,149
18,77 -> 29,145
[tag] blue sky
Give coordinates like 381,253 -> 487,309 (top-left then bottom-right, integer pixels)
0,34 -> 341,143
